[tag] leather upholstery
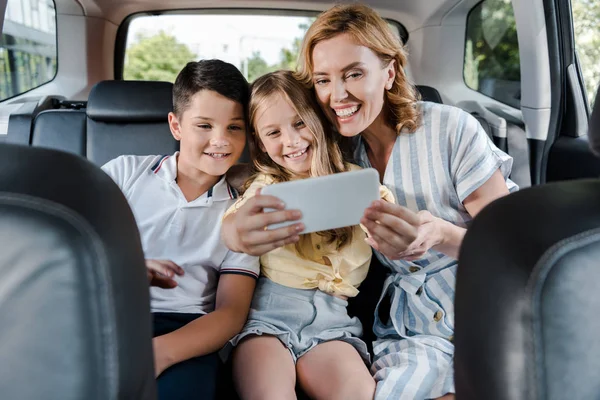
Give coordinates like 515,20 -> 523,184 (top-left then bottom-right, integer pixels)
455,84 -> 600,400
86,80 -> 174,123
416,85 -> 443,104
32,109 -> 86,156
0,143 -> 156,399
85,81 -> 179,166
455,180 -> 600,400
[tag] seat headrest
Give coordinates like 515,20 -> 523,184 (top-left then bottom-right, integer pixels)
416,85 -> 443,104
87,80 -> 173,123
0,143 -> 156,399
590,87 -> 600,156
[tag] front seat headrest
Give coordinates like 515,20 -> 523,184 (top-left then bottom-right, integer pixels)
0,143 -> 156,399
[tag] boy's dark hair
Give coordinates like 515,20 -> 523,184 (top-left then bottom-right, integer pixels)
173,60 -> 250,117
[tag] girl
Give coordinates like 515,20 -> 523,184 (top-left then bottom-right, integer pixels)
222,70 -> 393,400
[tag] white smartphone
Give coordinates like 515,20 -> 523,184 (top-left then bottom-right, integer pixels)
261,168 -> 380,234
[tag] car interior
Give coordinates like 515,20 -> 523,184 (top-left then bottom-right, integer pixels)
0,0 -> 599,398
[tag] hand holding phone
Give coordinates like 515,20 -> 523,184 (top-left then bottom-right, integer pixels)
261,168 -> 380,234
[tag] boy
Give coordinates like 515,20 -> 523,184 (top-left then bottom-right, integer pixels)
102,60 -> 259,399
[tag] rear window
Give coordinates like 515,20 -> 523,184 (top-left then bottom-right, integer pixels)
120,12 -> 405,83
0,0 -> 57,102
463,0 -> 521,108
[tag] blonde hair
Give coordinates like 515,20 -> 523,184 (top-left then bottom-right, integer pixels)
297,3 -> 421,134
247,70 -> 352,253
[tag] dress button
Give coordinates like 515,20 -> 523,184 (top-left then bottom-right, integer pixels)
316,244 -> 321,250
449,335 -> 454,343
409,266 -> 420,273
416,287 -> 423,295
433,311 -> 443,322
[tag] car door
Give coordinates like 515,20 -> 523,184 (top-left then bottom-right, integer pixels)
545,0 -> 600,182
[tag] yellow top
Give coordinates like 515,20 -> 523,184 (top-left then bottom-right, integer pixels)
224,164 -> 395,298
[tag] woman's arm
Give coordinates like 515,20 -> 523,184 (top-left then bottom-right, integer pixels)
362,169 -> 509,260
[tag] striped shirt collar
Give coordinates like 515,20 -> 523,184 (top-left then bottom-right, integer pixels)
150,152 -> 239,201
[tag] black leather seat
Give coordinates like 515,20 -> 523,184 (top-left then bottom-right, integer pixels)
31,109 -> 87,156
86,81 -> 179,166
455,87 -> 600,399
416,85 -> 443,104
0,143 -> 156,399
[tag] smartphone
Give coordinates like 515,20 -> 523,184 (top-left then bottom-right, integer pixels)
261,168 -> 380,234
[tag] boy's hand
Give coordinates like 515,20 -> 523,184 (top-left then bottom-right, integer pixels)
222,188 -> 304,256
146,259 -> 184,289
152,336 -> 173,377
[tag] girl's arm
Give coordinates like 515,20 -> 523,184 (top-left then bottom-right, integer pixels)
221,188 -> 304,256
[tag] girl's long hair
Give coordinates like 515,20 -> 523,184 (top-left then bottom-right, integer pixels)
248,70 -> 353,254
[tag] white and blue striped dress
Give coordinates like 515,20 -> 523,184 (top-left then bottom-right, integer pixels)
355,101 -> 518,399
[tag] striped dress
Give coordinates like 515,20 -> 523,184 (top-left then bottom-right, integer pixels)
355,101 -> 518,399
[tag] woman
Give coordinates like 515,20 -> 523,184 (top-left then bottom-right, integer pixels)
223,4 -> 517,400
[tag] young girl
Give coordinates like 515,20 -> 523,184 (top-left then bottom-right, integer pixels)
222,70 -> 394,400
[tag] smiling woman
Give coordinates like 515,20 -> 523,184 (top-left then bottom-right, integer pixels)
296,4 -> 518,400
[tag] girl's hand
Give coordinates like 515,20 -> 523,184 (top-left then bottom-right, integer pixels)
361,200 -> 444,261
222,188 -> 304,256
145,259 -> 184,288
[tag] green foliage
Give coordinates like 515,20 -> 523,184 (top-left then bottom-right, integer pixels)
464,0 -> 520,91
243,51 -> 278,83
463,0 -> 600,108
123,31 -> 196,82
243,18 -> 314,83
572,0 -> 600,106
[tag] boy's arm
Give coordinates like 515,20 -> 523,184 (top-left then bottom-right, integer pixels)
153,273 -> 256,376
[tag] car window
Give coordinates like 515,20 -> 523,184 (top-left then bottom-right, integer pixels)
464,0 -> 520,108
0,0 -> 57,102
572,0 -> 599,108
121,13 -> 404,83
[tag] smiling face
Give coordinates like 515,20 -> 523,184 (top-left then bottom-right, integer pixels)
310,33 -> 396,137
253,93 -> 314,177
168,89 -> 246,177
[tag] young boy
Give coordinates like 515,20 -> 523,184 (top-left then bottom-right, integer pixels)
102,60 -> 259,399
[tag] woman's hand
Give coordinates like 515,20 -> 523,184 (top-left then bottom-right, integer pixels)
361,200 -> 446,260
222,188 -> 305,256
145,259 -> 184,288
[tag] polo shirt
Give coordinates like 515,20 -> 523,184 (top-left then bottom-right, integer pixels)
102,152 -> 259,314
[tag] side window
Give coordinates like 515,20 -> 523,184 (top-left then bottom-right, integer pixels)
464,0 -> 521,108
572,0 -> 599,108
0,0 -> 57,102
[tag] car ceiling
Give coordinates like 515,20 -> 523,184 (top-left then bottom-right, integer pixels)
59,0 -> 466,33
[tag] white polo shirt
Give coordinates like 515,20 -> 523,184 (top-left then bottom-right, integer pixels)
102,152 -> 259,314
